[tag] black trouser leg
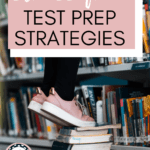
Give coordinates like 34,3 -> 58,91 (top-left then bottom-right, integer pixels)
41,58 -> 58,96
54,58 -> 81,101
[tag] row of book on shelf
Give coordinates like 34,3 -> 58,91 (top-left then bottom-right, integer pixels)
1,83 -> 150,147
0,36 -> 149,76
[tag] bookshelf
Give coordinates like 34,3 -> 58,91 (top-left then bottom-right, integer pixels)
1,61 -> 150,150
2,61 -> 150,83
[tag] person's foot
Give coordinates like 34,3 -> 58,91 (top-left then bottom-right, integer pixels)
28,87 -> 69,126
41,88 -> 95,127
32,87 -> 47,104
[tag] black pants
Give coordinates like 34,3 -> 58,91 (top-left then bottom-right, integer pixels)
41,58 -> 81,101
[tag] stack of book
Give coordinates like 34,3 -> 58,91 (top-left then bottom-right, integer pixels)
51,124 -> 121,150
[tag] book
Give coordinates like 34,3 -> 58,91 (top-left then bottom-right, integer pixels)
56,134 -> 112,144
91,58 -> 100,67
96,101 -> 103,124
19,87 -> 33,137
59,127 -> 108,136
36,57 -> 44,72
51,141 -> 112,150
45,119 -> 58,140
87,87 -> 97,121
120,99 -> 128,145
81,86 -> 93,118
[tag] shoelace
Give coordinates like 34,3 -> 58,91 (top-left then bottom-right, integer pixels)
74,95 -> 86,116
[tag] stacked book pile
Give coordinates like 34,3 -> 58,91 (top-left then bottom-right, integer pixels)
51,124 -> 121,150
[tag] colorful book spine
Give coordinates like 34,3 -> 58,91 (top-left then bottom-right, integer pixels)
138,98 -> 145,146
120,99 -> 128,145
36,57 -> 44,72
87,87 -> 97,121
81,86 -> 93,118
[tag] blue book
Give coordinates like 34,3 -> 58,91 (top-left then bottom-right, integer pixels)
87,87 -> 97,121
9,98 -> 16,136
91,58 -> 100,67
36,58 -> 44,72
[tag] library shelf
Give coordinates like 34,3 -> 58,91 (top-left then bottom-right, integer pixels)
111,145 -> 150,150
0,137 -> 149,150
0,136 -> 53,148
1,61 -> 150,83
0,19 -> 8,27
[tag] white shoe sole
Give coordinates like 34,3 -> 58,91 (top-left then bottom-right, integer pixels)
41,102 -> 96,127
28,101 -> 69,126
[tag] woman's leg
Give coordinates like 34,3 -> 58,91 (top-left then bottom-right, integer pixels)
41,58 -> 58,96
54,58 -> 81,101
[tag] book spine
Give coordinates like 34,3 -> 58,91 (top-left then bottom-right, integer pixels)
82,58 -> 87,67
45,119 -> 57,140
35,113 -> 42,138
21,88 -> 33,137
139,98 -> 145,146
92,58 -> 100,67
99,57 -> 105,66
107,92 -> 112,134
111,103 -> 117,144
87,87 -> 97,121
120,99 -> 127,145
125,99 -> 134,146
106,98 -> 111,134
86,57 -> 92,67
36,57 -> 44,72
96,101 -> 103,124
16,93 -> 27,137
27,58 -> 32,73
104,57 -> 109,66
81,86 -> 93,118
132,100 -> 138,145
102,86 -> 107,123
9,98 -> 16,136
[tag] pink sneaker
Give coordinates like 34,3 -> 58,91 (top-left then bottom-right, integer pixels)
28,87 -> 68,126
41,88 -> 96,127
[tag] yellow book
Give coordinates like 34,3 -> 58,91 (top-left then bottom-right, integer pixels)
143,18 -> 149,53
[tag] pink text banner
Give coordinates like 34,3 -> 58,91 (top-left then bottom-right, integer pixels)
9,0 -> 135,50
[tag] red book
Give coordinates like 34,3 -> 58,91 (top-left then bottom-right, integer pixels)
33,93 -> 43,139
